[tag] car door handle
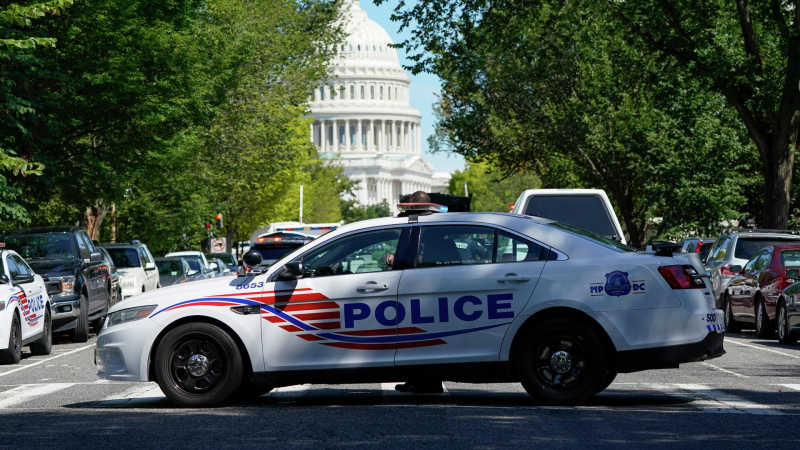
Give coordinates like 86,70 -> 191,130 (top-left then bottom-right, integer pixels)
357,282 -> 389,292
498,274 -> 530,283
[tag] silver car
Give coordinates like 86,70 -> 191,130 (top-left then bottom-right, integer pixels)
705,229 -> 800,309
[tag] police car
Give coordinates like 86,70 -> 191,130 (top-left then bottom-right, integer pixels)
0,249 -> 52,364
96,205 -> 725,407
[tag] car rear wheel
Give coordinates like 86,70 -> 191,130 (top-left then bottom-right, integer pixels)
724,295 -> 741,333
755,299 -> 775,338
155,323 -> 243,407
0,315 -> 22,364
517,318 -> 608,406
777,303 -> 797,345
30,309 -> 52,356
69,293 -> 89,343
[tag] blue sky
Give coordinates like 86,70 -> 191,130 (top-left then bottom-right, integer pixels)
360,0 -> 465,174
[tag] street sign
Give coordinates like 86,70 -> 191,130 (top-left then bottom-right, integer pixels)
210,237 -> 227,253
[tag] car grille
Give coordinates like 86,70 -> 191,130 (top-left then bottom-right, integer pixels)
46,281 -> 62,296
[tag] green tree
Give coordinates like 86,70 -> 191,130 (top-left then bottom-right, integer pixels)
341,199 -> 392,223
447,161 -> 541,212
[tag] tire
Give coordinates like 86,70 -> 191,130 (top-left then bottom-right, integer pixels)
755,298 -> 775,338
517,318 -> 608,406
155,322 -> 243,407
30,308 -> 52,356
0,315 -> 22,364
69,293 -> 89,343
596,371 -> 618,394
92,297 -> 109,334
777,302 -> 798,345
724,295 -> 741,333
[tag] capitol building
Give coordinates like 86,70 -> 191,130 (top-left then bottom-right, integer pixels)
308,0 -> 449,214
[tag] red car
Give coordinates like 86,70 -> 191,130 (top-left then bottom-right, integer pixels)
723,244 -> 800,337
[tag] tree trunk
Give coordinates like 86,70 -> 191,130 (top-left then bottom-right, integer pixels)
85,199 -> 111,241
761,134 -> 795,229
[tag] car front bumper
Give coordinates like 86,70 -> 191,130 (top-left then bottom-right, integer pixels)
50,295 -> 80,332
96,318 -> 159,382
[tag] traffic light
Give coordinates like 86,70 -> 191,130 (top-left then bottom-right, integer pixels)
215,213 -> 223,229
205,222 -> 211,229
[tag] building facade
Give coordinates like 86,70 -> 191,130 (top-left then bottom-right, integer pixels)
308,0 -> 445,214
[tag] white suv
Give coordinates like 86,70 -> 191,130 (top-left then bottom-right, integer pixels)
102,242 -> 160,299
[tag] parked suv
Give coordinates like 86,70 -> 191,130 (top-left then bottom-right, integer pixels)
0,227 -> 110,342
102,241 -> 160,299
705,229 -> 800,309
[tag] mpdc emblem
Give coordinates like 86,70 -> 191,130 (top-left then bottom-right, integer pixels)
604,271 -> 631,297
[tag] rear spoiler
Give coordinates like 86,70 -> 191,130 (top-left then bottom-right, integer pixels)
640,241 -> 682,257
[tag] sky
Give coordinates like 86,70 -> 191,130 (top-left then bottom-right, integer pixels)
359,0 -> 465,174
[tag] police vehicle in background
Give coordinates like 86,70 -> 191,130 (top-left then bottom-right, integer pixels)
96,203 -> 724,407
0,249 -> 52,364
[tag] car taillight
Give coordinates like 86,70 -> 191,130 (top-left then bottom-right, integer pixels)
695,241 -> 702,253
720,265 -> 738,276
658,265 -> 706,289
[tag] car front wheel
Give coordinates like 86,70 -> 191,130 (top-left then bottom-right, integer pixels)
155,323 -> 243,407
517,318 -> 608,406
777,303 -> 797,345
0,315 -> 22,364
755,299 -> 775,338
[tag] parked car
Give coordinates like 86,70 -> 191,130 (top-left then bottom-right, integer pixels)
723,244 -> 800,337
0,249 -> 52,364
250,235 -> 312,267
205,252 -> 237,274
705,229 -> 800,309
209,258 -> 232,277
679,237 -> 715,262
0,227 -> 110,342
165,251 -> 214,279
511,189 -> 626,244
774,270 -> 800,344
98,247 -> 122,308
102,242 -> 160,300
155,257 -> 200,286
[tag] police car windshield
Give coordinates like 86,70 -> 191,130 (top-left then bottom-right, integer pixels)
1,234 -> 77,260
106,248 -> 141,268
545,222 -> 635,253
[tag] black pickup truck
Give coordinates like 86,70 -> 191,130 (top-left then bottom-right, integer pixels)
0,227 -> 111,342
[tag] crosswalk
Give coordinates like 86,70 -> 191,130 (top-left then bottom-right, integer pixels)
0,381 -> 796,414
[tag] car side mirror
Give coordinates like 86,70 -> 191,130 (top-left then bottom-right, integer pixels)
90,251 -> 104,263
786,269 -> 800,280
242,250 -> 263,270
209,262 -> 218,270
12,274 -> 35,285
0,274 -> 8,284
279,261 -> 304,280
187,270 -> 198,276
145,262 -> 156,271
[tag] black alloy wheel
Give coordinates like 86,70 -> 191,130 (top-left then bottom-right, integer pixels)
0,316 -> 22,364
70,293 -> 89,343
30,309 -> 52,355
518,318 -> 607,406
755,299 -> 775,338
724,295 -> 741,333
777,303 -> 798,345
155,323 -> 243,407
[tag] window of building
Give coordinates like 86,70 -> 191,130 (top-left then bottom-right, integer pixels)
360,85 -> 364,99
320,87 -> 325,101
357,45 -> 361,51
380,86 -> 383,100
330,86 -> 335,99
388,88 -> 391,100
395,87 -> 398,100
370,86 -> 374,99
350,85 -> 354,100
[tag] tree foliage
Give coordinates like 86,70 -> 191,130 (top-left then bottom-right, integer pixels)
447,161 -> 541,213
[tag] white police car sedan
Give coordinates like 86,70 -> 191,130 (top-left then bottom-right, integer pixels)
0,249 -> 52,364
96,211 -> 724,407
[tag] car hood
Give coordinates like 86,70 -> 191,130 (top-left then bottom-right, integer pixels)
28,259 -> 81,275
107,276 -> 259,315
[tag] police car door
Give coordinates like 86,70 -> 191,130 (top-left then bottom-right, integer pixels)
260,227 -> 409,372
6,254 -> 45,340
395,224 -> 545,366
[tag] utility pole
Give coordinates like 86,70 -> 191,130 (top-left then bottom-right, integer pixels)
464,181 -> 468,197
299,184 -> 304,224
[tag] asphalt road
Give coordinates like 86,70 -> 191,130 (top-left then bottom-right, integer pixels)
1,331 -> 799,449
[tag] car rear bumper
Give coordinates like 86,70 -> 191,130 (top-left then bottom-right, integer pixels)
616,331 -> 725,373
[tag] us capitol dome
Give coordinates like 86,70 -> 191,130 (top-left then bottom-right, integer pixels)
308,0 -> 449,214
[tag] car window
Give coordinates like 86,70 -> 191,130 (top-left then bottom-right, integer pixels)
1,233 -> 77,261
496,231 -> 547,262
75,233 -> 91,260
734,238 -> 800,260
711,237 -> 730,261
138,248 -> 150,266
156,260 -> 183,276
6,256 -> 20,278
754,249 -> 772,271
80,233 -> 96,252
743,252 -> 760,272
106,248 -> 142,268
417,225 -> 494,268
12,255 -> 31,275
780,250 -> 800,268
185,260 -> 202,272
524,195 -> 617,238
302,228 -> 402,277
544,222 -> 634,253
141,246 -> 155,264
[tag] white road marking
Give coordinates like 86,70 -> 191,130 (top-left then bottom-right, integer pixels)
775,384 -> 800,392
673,383 -> 781,415
0,383 -> 74,409
701,362 -> 749,378
0,345 -> 95,378
726,338 -> 800,360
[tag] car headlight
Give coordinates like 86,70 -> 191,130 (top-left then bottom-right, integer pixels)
120,277 -> 135,289
53,276 -> 76,298
107,305 -> 157,327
